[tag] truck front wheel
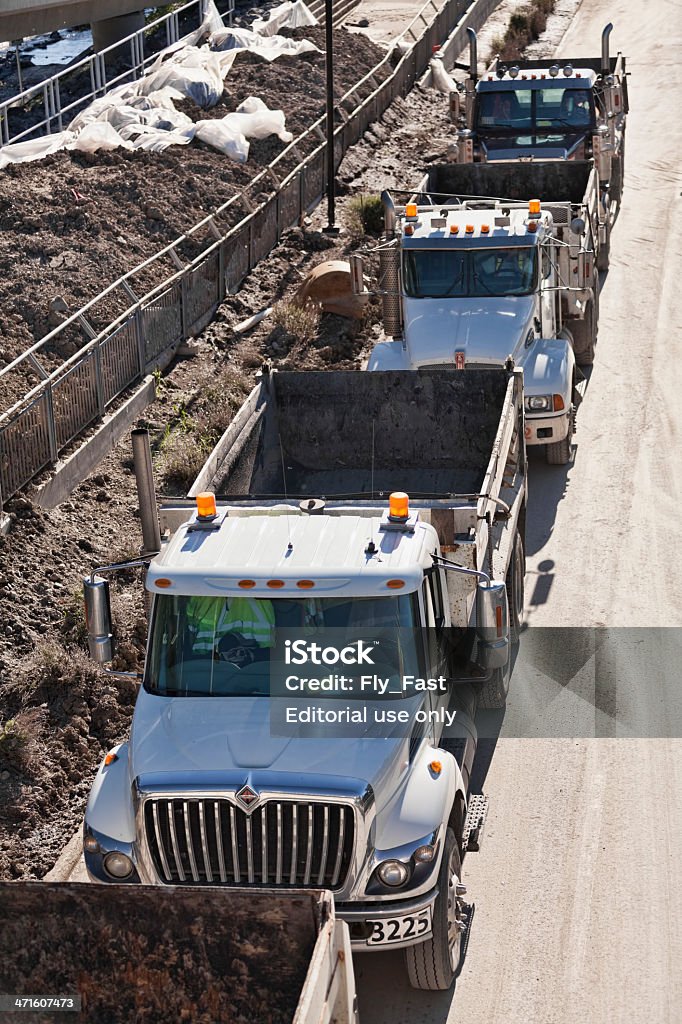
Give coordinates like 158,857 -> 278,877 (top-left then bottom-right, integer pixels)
405,828 -> 464,990
546,425 -> 572,465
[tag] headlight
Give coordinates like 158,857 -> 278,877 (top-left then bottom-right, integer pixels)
377,860 -> 410,887
525,394 -> 552,412
103,852 -> 134,879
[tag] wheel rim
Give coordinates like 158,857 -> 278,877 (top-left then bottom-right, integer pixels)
446,851 -> 464,969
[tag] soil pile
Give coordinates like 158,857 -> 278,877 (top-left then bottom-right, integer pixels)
0,25 -> 388,411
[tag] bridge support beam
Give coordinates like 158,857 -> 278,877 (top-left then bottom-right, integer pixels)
90,10 -> 145,54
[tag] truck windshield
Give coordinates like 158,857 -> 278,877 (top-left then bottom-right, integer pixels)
145,593 -> 423,698
403,247 -> 537,298
475,87 -> 594,131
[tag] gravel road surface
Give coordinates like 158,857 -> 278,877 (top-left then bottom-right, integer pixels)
356,1 -> 682,1021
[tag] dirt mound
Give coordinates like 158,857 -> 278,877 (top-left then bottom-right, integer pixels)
0,25 -> 387,413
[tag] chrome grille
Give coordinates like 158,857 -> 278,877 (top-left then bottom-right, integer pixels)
144,798 -> 355,889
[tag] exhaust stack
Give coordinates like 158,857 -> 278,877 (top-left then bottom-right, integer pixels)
131,428 -> 161,556
467,28 -> 478,81
381,189 -> 396,238
601,23 -> 613,74
84,575 -> 114,663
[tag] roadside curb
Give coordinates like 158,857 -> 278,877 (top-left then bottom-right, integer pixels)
43,829 -> 82,882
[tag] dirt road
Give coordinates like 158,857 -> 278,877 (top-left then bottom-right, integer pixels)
356,1 -> 682,1021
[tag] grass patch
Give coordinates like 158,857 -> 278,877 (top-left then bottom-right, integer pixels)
345,195 -> 385,242
490,0 -> 556,62
0,710 -> 44,770
272,299 -> 321,344
59,588 -> 88,648
154,369 -> 249,494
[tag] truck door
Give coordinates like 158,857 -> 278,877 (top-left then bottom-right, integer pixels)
540,243 -> 557,337
423,572 -> 455,739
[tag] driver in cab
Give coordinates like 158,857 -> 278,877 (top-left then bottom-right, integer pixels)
186,595 -> 275,666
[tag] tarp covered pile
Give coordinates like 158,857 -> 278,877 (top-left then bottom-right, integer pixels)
0,1 -> 318,168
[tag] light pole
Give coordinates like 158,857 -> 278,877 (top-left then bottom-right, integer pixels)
323,0 -> 339,234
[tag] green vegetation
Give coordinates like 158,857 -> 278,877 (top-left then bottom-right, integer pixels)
0,711 -> 42,769
272,299 -> 321,345
154,370 -> 249,493
490,0 -> 556,62
346,194 -> 385,242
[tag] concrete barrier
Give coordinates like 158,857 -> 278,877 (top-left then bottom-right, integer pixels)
34,375 -> 155,510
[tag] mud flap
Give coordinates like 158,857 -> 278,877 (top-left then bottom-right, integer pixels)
462,793 -> 489,854
573,365 -> 587,408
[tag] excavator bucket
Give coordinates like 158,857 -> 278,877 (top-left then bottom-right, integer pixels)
294,260 -> 368,319
0,882 -> 326,1023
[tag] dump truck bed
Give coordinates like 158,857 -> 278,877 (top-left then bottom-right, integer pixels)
0,883 -> 356,1024
421,161 -> 596,208
192,368 -> 511,501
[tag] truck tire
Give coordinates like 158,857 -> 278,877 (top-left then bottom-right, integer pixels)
405,828 -> 463,991
546,423 -> 572,465
571,299 -> 596,366
612,130 -> 625,204
610,155 -> 622,205
597,220 -> 610,271
507,530 -> 525,643
477,531 -> 524,709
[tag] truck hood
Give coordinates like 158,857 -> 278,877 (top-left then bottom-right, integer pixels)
130,689 -> 423,807
403,295 -> 535,366
481,131 -> 585,161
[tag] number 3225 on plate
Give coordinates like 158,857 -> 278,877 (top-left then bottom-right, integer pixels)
366,907 -> 432,945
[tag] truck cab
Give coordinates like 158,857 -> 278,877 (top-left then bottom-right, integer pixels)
367,197 -> 576,464
451,24 -> 628,200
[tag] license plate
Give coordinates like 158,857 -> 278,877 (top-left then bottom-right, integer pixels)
366,907 -> 432,946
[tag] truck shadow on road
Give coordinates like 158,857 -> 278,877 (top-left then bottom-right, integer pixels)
525,448 -> 574,559
524,363 -> 594,561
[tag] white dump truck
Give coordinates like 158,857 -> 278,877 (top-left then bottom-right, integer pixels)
451,23 -> 628,205
359,161 -> 604,464
81,368 -> 527,994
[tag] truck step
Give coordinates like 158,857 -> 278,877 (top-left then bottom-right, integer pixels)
462,793 -> 488,853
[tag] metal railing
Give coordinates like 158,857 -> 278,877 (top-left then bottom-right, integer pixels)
0,0 -> 235,147
0,0 -> 478,509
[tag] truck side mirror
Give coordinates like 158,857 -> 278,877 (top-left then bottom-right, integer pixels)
349,255 -> 366,296
475,580 -> 509,671
84,576 -> 114,664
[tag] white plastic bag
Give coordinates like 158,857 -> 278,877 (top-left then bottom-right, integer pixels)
430,57 -> 457,95
252,1 -> 318,37
228,98 -> 293,142
68,121 -> 133,153
140,47 -> 225,108
195,119 -> 249,162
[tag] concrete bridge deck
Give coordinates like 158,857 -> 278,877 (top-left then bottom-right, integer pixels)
0,0 -> 145,44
